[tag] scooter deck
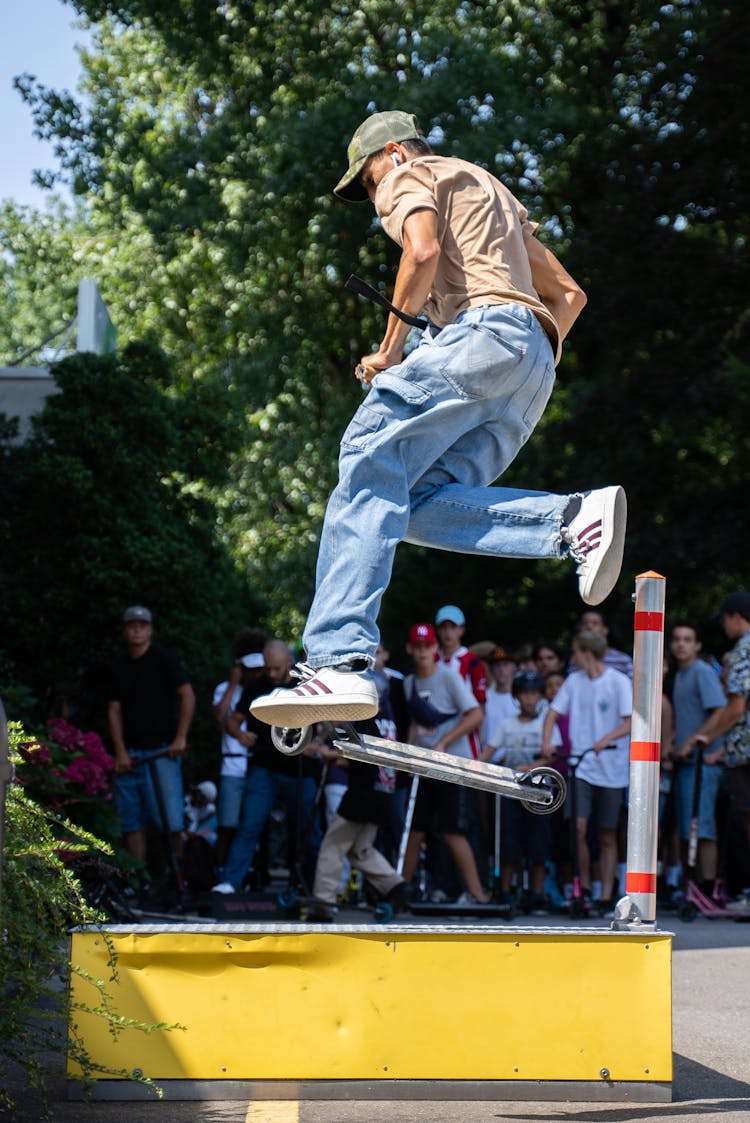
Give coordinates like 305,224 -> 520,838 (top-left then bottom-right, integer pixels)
331,729 -> 564,812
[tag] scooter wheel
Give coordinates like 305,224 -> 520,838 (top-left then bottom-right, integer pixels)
519,767 -> 567,815
277,887 -> 298,909
678,901 -> 698,922
374,902 -> 393,924
271,725 -> 313,756
569,897 -> 587,919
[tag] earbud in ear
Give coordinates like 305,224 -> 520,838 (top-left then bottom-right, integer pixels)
391,153 -> 401,168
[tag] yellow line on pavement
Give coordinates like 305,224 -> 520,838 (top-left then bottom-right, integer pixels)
245,1102 -> 300,1123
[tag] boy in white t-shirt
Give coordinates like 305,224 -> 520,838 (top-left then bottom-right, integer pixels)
541,630 -> 631,912
482,671 -> 560,912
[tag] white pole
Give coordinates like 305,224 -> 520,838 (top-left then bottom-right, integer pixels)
613,571 -> 665,929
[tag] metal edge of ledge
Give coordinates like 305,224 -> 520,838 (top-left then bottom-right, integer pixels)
71,922 -> 674,937
68,1078 -> 672,1103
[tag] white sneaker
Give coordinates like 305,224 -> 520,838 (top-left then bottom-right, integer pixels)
210,881 -> 236,894
562,485 -> 627,605
725,891 -> 750,912
250,662 -> 379,727
455,891 -> 489,907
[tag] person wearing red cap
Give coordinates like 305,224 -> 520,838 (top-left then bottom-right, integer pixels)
400,623 -> 488,904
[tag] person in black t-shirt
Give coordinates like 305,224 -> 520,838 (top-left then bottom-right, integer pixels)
211,638 -> 323,894
107,605 -> 195,872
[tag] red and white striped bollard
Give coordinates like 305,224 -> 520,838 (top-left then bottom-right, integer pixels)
613,571 -> 665,928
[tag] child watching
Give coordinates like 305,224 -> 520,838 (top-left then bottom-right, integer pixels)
541,629 -> 632,914
482,670 -> 560,913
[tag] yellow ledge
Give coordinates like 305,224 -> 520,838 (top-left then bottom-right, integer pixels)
69,925 -> 672,1084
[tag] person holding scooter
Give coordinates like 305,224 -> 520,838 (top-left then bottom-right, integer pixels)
541,630 -> 631,916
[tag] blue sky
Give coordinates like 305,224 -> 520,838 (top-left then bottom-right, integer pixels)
1,0 -> 90,207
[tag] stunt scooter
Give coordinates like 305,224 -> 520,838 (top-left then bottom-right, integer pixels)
272,721 -> 565,921
271,722 -> 566,814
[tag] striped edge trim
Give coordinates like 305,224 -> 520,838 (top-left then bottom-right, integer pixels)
634,611 -> 664,632
630,741 -> 661,762
626,872 -> 658,894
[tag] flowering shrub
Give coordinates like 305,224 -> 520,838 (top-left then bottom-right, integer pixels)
2,719 -> 179,1113
17,718 -> 119,842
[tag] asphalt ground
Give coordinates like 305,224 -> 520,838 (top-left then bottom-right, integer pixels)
3,906 -> 749,1123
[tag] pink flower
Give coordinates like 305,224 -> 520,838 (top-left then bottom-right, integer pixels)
80,731 -> 114,770
61,757 -> 109,796
47,718 -> 83,751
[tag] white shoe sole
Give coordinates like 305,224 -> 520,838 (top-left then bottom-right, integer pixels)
250,694 -> 378,728
580,486 -> 627,605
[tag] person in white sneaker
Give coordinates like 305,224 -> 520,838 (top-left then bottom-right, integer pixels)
680,592 -> 750,910
250,110 -> 626,732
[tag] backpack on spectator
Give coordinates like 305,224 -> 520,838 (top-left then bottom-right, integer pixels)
407,680 -> 457,728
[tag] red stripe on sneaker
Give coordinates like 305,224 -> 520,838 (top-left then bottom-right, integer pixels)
577,519 -> 602,539
293,679 -> 333,697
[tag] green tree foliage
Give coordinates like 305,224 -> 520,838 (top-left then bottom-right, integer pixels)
0,201 -> 85,366
5,0 -> 749,656
0,344 -> 257,748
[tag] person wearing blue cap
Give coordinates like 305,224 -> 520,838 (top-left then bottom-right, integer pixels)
249,110 -> 626,732
435,605 -> 486,762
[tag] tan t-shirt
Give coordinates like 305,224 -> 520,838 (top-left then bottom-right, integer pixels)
375,155 -> 561,363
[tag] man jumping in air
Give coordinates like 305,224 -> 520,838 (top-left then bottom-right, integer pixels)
251,111 -> 626,729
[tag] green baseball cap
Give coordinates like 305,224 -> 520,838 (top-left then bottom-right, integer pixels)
334,110 -> 422,202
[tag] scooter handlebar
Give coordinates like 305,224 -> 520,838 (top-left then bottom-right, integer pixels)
567,744 -> 618,768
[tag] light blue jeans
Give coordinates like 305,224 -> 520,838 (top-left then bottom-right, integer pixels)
303,303 -> 573,669
222,766 -> 321,891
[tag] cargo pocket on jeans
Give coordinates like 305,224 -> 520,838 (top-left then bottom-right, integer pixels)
340,372 -> 429,451
371,370 -> 431,406
340,402 -> 386,450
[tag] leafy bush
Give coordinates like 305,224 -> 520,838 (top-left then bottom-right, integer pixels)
1,719 -> 179,1115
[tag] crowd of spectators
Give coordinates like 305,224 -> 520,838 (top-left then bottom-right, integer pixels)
105,593 -> 750,918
